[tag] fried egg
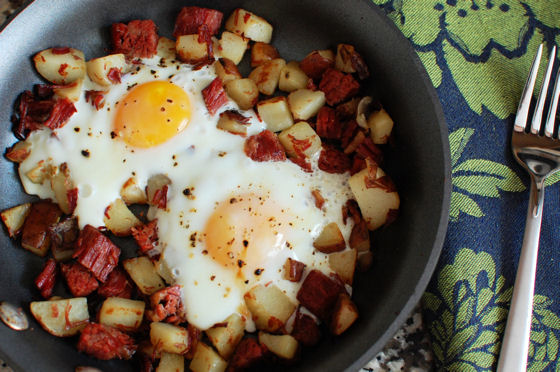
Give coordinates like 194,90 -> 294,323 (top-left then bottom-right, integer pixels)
17,55 -> 355,330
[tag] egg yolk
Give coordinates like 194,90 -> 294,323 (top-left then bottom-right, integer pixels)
114,81 -> 191,148
204,194 -> 292,281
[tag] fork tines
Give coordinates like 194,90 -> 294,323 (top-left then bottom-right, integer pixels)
514,44 -> 560,138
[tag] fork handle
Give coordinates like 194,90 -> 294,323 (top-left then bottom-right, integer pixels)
497,177 -> 545,372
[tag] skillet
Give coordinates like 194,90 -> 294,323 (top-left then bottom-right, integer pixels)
0,0 -> 451,370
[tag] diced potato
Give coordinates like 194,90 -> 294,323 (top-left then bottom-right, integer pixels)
313,222 -> 346,253
283,258 -> 305,282
287,89 -> 326,121
123,256 -> 165,295
157,352 -> 185,372
224,78 -> 258,110
139,341 -> 162,359
157,37 -> 177,60
214,58 -> 242,85
21,201 -> 62,257
25,160 -> 51,184
99,297 -> 145,332
367,108 -> 394,144
5,141 -> 31,163
244,284 -> 296,332
349,220 -> 370,252
1,203 -> 31,238
146,174 -> 171,208
217,111 -> 250,136
225,9 -> 273,43
103,198 -> 141,236
330,293 -> 358,335
251,42 -> 279,67
278,122 -> 322,159
328,249 -> 357,285
120,177 -> 147,205
53,78 -> 84,102
256,97 -> 294,132
218,32 -> 248,65
50,162 -> 76,214
86,53 -> 126,86
299,49 -> 335,80
30,297 -> 89,337
150,322 -> 190,355
190,343 -> 227,372
205,313 -> 245,360
33,47 -> 86,85
248,58 -> 285,95
279,61 -> 309,92
348,167 -> 400,230
258,332 -> 298,360
176,34 -> 213,64
335,44 -> 369,79
154,258 -> 174,285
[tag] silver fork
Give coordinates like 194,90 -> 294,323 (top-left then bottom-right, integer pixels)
497,44 -> 560,372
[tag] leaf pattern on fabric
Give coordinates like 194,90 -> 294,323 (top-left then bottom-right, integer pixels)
423,248 -> 560,371
449,128 -> 525,221
371,0 -> 557,118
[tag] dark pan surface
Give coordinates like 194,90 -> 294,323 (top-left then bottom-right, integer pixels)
0,0 -> 451,371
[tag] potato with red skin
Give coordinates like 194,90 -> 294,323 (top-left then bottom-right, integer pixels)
1,202 -> 31,238
291,310 -> 321,346
21,201 -> 62,257
283,258 -> 305,282
330,293 -> 359,335
299,50 -> 335,81
78,323 -> 137,360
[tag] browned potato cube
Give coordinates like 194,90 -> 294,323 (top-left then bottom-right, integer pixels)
299,49 -> 335,80
335,44 -> 369,79
313,222 -> 345,253
368,108 -> 394,144
5,141 -> 31,163
146,174 -> 171,208
248,58 -> 286,95
330,293 -> 358,335
225,78 -> 259,110
256,96 -> 294,132
30,297 -> 89,337
244,284 -> 296,332
50,162 -> 77,214
103,198 -> 141,236
225,9 -> 273,43
278,122 -> 322,159
87,54 -> 126,86
349,220 -> 370,252
34,47 -> 86,84
53,78 -> 84,102
156,352 -> 185,372
25,160 -> 51,184
176,35 -> 210,64
218,31 -> 248,65
123,256 -> 165,295
287,89 -> 326,121
190,342 -> 227,372
348,166 -> 399,230
258,332 -> 299,360
217,110 -> 250,136
357,251 -> 374,271
157,37 -> 177,60
205,313 -> 245,360
150,322 -> 191,355
283,258 -> 305,282
120,177 -> 148,205
214,58 -> 242,85
328,249 -> 357,285
21,201 -> 62,257
251,42 -> 279,67
99,297 -> 145,332
1,203 -> 31,238
279,61 -> 309,92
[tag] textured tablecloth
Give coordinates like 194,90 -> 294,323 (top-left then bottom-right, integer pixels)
373,0 -> 560,370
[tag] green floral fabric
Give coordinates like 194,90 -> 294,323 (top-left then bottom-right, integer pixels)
372,0 -> 560,370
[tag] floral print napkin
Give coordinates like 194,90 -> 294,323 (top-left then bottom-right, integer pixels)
373,0 -> 560,370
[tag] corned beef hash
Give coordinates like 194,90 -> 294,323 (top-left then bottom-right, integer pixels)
1,6 -> 399,371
